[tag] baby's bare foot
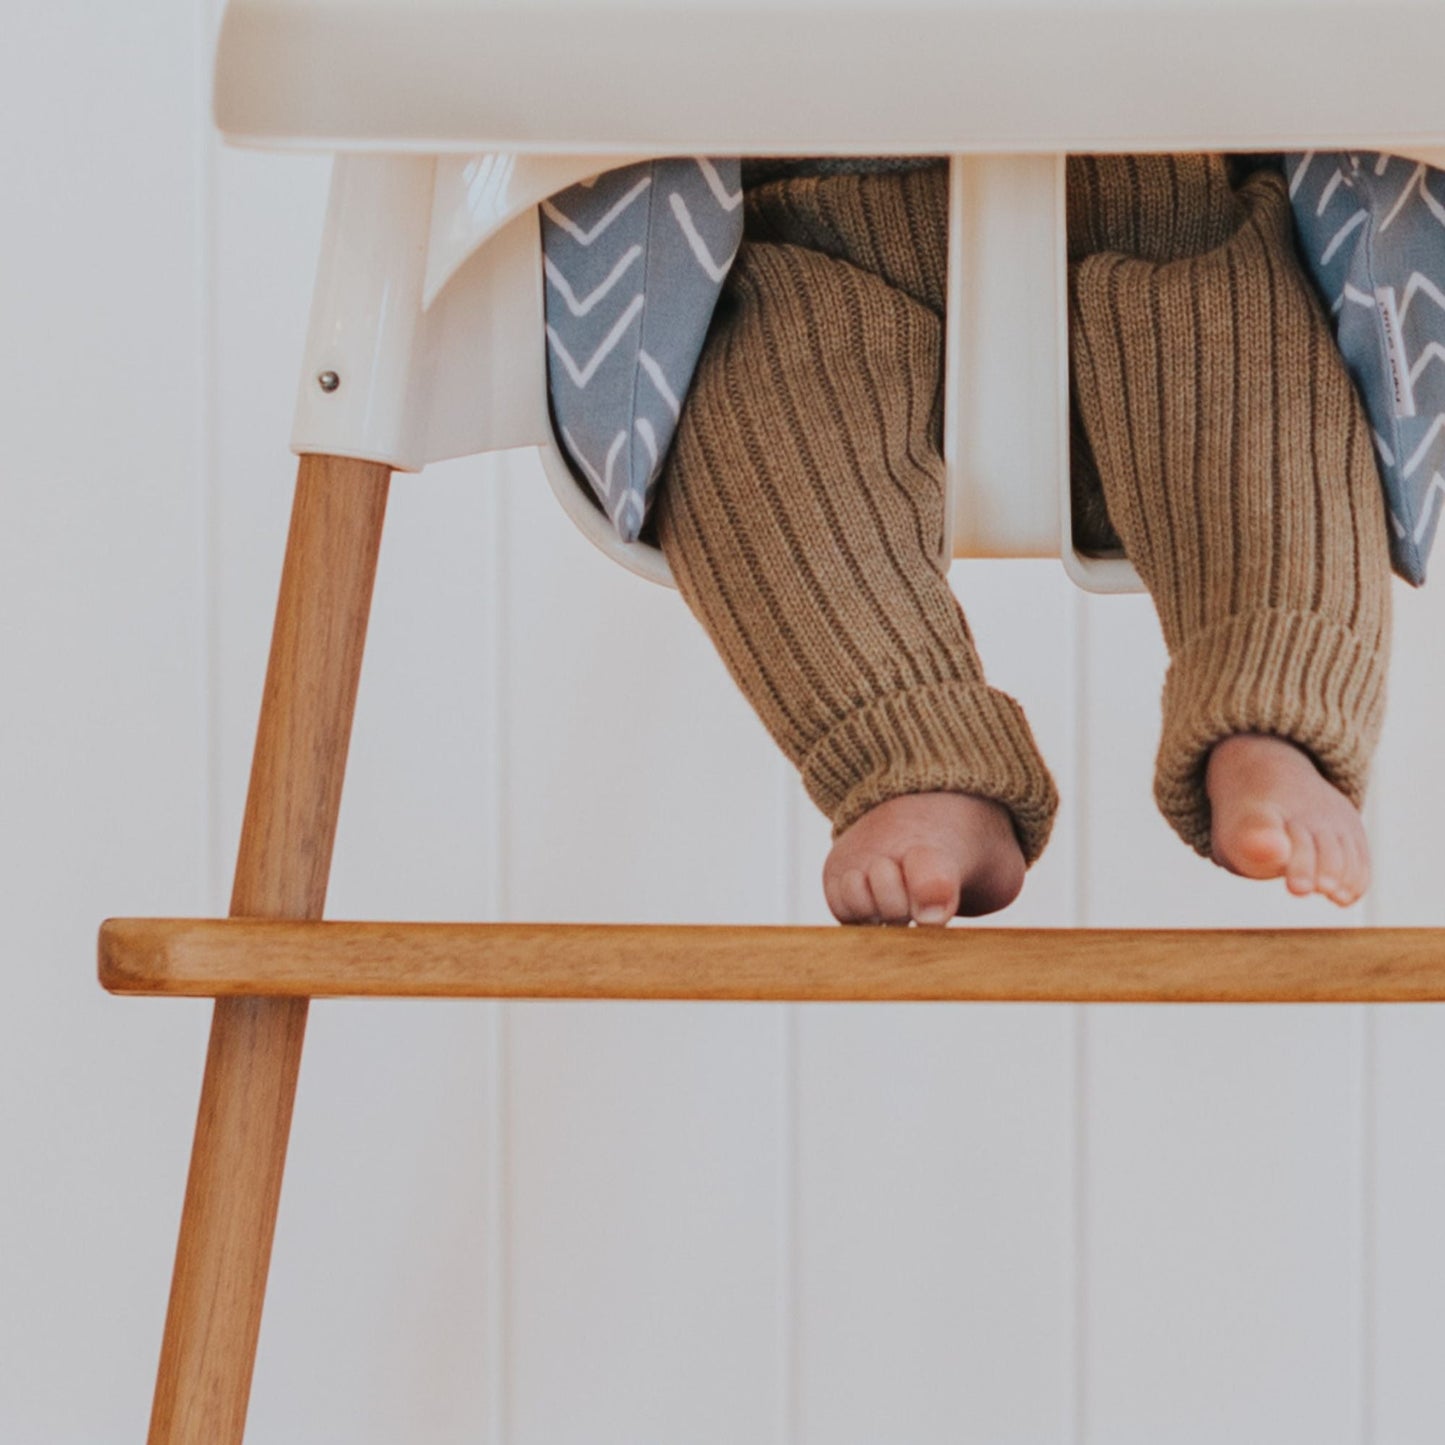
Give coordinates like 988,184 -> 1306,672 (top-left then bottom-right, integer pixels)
1206,734 -> 1369,907
823,792 -> 1025,926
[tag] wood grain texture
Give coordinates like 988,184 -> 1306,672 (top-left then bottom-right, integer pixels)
148,456 -> 390,1445
100,917 -> 1445,1003
229,456 -> 393,921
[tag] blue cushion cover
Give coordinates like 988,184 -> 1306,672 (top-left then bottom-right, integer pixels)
1288,152 -> 1445,584
540,157 -> 742,542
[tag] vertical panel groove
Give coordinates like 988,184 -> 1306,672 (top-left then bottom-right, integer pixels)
1359,1007 -> 1377,1445
778,1006 -> 799,1445
1072,1007 -> 1089,1445
780,764 -> 799,926
198,0 -> 223,912
493,469 -> 513,923
490,1000 -> 513,1445
1072,580 -> 1091,1445
1072,595 -> 1091,929
779,763 -> 798,1445
489,468 -> 512,1445
1361,744 -> 1381,1443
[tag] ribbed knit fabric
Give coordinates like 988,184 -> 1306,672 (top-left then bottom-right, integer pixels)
1069,155 -> 1392,853
741,156 -> 944,189
657,155 -> 1391,866
655,165 -> 1059,861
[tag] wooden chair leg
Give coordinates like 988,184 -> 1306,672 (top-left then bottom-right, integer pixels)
148,455 -> 392,1445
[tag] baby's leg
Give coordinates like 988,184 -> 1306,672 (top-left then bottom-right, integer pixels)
656,172 -> 1056,923
1069,156 -> 1391,904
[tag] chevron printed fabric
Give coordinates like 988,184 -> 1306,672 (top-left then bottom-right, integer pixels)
541,157 -> 742,542
1288,152 -> 1445,584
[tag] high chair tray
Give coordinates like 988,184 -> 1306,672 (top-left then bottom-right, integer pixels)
100,917 -> 1445,1004
216,0 -> 1445,159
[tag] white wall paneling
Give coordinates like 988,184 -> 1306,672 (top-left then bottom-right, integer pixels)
1365,577 -> 1445,1441
788,560 -> 1081,1445
0,2 -> 211,1439
499,457 -> 792,1444
794,1002 -> 1077,1445
1080,1005 -> 1366,1444
9,6 -> 1445,1442
1077,591 -> 1370,1443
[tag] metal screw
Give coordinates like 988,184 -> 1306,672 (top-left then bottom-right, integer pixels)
317,370 -> 341,393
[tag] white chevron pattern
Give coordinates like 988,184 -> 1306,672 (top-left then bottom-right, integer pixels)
542,156 -> 743,540
560,423 -> 628,500
541,175 -> 651,245
545,293 -> 645,387
617,493 -> 643,534
1409,343 -> 1445,387
1413,472 -> 1445,544
1288,152 -> 1314,198
638,349 -> 681,420
559,423 -> 605,490
601,428 -> 626,489
1321,209 -> 1369,265
1290,148 -> 1445,581
635,416 -> 658,469
694,157 -> 742,211
1335,282 -> 1377,314
1404,415 -> 1445,478
1379,164 -> 1427,233
1423,178 -> 1445,229
544,245 -> 643,317
668,192 -> 739,283
1401,272 -> 1445,323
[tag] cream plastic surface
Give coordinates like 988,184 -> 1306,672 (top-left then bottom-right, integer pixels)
216,0 -> 1445,163
263,0 -> 1445,593
294,150 -> 1123,590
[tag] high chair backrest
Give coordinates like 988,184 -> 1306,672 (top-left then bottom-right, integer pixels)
215,0 -> 1445,595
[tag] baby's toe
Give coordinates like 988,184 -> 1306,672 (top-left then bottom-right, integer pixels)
1283,820 -> 1317,897
1352,834 -> 1372,903
901,845 -> 961,926
1216,806 -> 1292,879
1333,829 -> 1368,907
1314,828 -> 1346,903
1344,810 -> 1371,901
833,868 -> 878,925
867,857 -> 912,926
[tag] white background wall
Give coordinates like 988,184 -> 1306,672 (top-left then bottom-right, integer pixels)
5,3 -> 1445,1441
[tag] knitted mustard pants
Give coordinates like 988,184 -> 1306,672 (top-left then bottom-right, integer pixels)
653,157 -> 1391,861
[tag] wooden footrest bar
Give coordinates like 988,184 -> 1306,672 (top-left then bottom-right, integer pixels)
98,918 -> 1445,1003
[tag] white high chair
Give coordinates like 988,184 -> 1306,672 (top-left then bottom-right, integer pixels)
100,3 -> 1445,1441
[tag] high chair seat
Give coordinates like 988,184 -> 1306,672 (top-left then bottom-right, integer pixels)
218,0 -> 1445,161
218,0 -> 1445,594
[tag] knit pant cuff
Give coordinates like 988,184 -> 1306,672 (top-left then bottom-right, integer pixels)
1156,610 -> 1388,856
801,680 -> 1059,864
